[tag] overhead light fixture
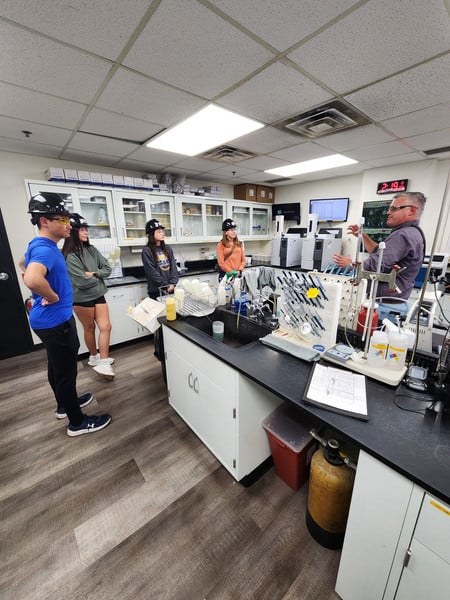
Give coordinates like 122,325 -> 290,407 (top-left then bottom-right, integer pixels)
264,154 -> 358,177
145,105 -> 264,156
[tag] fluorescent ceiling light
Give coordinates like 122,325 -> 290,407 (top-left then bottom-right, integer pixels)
145,105 -> 264,156
264,154 -> 358,177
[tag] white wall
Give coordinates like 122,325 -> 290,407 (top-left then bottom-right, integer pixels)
274,159 -> 450,258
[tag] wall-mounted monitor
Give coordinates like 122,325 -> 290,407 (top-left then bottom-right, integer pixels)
309,197 -> 349,222
272,202 -> 301,224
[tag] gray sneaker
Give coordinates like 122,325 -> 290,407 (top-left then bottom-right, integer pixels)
67,414 -> 112,437
88,354 -> 115,366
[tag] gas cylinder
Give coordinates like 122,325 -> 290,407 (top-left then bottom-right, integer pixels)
306,439 -> 355,549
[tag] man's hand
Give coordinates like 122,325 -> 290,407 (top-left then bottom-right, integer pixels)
333,254 -> 353,268
347,224 -> 360,237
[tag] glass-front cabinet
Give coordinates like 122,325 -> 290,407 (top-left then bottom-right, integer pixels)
26,181 -> 115,242
114,191 -> 176,246
175,197 -> 226,241
148,195 -> 175,241
230,201 -> 271,239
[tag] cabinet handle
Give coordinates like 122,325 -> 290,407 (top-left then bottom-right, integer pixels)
188,372 -> 194,389
193,376 -> 199,394
403,548 -> 412,568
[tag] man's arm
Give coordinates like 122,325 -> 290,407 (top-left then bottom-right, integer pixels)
23,262 -> 59,304
347,224 -> 378,254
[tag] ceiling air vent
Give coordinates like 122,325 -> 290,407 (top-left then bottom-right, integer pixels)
266,178 -> 295,184
200,145 -> 257,163
277,100 -> 371,139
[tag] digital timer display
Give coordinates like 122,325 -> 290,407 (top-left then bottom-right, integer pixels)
376,179 -> 408,195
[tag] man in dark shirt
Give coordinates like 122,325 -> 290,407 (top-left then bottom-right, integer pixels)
333,192 -> 426,322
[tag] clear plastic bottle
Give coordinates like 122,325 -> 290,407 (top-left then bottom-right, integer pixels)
386,330 -> 408,370
367,330 -> 388,367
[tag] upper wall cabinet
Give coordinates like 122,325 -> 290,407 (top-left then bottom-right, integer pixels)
26,181 -> 115,243
113,191 -> 176,246
229,200 -> 271,240
175,197 -> 227,242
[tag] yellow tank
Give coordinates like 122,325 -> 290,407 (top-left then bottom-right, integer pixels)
306,440 -> 355,549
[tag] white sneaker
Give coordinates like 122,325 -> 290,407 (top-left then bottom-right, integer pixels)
88,353 -> 115,366
93,359 -> 115,380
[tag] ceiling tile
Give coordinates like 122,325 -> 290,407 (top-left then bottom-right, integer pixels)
365,154 -> 426,168
81,108 -> 162,143
96,68 -> 204,127
204,164 -> 258,178
0,137 -> 63,158
345,55 -> 450,121
0,0 -> 152,60
236,155 -> 287,171
404,128 -> 450,151
59,149 -> 119,167
345,140 -> 416,161
218,61 -> 332,123
380,102 -> 450,138
0,82 -> 86,129
127,145 -> 185,167
209,0 -> 357,50
113,159 -> 167,173
67,132 -> 140,157
288,0 -> 450,93
0,116 -> 72,146
269,142 -> 333,162
0,21 -> 111,103
123,0 -> 274,97
169,158 -> 226,172
316,125 -> 396,152
231,126 -> 300,154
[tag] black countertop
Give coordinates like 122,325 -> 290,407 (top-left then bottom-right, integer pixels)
162,316 -> 450,505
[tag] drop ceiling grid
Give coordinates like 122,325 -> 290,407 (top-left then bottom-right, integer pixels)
0,0 -> 448,183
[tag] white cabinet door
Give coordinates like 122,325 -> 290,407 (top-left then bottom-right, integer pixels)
175,197 -> 226,242
335,451 -> 415,600
114,190 -> 149,245
229,200 -> 271,240
148,194 -> 176,242
27,181 -> 116,243
106,285 -> 139,345
394,494 -> 450,600
164,326 -> 237,475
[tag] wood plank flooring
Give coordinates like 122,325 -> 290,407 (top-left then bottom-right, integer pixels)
0,338 -> 341,600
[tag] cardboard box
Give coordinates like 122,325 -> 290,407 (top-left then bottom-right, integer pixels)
257,185 -> 275,203
77,171 -> 91,184
101,173 -> 114,186
234,183 -> 257,202
63,169 -> 79,183
45,168 -> 65,182
90,172 -> 103,185
123,176 -> 134,188
112,175 -> 124,187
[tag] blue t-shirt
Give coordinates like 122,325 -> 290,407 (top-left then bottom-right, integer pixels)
24,237 -> 73,329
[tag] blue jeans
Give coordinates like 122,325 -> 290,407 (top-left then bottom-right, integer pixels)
377,301 -> 408,325
33,316 -> 83,425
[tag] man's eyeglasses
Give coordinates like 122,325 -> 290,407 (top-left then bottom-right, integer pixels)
49,216 -> 71,224
387,205 -> 415,213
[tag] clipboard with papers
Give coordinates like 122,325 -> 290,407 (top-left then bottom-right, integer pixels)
302,363 -> 368,421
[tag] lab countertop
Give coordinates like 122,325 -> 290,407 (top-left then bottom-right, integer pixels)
162,316 -> 450,505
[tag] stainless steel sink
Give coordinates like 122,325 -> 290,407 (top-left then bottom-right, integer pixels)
181,307 -> 273,348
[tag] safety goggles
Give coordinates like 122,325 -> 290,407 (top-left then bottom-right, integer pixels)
49,216 -> 71,224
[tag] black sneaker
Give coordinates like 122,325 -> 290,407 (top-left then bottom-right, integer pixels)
67,414 -> 112,437
55,393 -> 94,419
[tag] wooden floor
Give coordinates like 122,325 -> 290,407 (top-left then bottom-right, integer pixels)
0,338 -> 341,600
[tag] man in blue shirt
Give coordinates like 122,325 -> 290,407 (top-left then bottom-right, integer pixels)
23,193 -> 111,436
